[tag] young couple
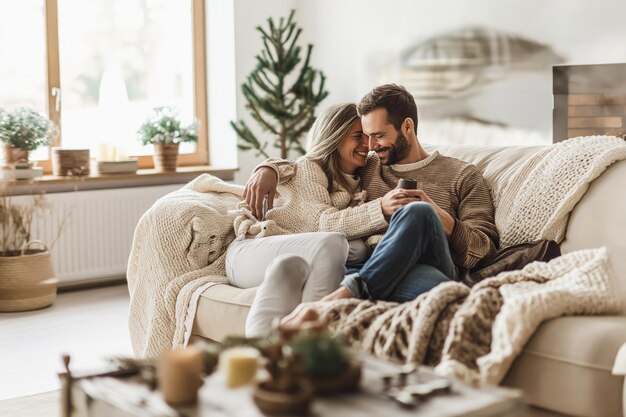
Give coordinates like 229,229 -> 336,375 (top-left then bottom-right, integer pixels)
228,84 -> 499,337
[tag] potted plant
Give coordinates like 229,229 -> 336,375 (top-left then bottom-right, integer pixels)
0,107 -> 56,166
137,106 -> 198,172
0,185 -> 61,312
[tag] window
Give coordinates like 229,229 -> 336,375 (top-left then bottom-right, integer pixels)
0,0 -> 208,172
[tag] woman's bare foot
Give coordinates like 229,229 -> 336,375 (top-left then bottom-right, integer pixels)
278,287 -> 355,336
279,305 -> 321,336
321,286 -> 354,302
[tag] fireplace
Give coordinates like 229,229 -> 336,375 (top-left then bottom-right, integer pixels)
553,63 -> 626,142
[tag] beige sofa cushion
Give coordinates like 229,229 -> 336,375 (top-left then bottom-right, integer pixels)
192,284 -> 256,342
504,315 -> 626,417
424,144 -> 544,205
431,144 -> 626,310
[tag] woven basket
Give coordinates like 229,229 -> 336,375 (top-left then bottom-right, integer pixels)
0,241 -> 57,312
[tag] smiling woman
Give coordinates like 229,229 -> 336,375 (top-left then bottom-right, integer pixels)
0,0 -> 208,173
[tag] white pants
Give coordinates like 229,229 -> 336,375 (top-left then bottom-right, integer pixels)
225,232 -> 349,337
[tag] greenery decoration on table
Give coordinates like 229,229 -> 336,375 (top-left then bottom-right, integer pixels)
137,106 -> 198,146
0,107 -> 56,151
231,9 -> 329,159
288,331 -> 351,378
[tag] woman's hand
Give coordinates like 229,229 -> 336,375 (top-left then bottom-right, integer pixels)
244,167 -> 278,219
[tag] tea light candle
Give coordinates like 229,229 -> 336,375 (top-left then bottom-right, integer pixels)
219,346 -> 260,388
158,347 -> 204,405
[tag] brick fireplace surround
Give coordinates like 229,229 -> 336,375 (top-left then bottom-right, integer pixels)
554,63 -> 626,142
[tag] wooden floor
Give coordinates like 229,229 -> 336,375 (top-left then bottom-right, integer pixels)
0,284 -> 133,401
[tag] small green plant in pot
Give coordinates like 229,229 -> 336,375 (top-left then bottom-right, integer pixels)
0,107 -> 56,166
137,106 -> 198,172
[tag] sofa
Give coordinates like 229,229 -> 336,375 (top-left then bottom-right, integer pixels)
190,144 -> 626,417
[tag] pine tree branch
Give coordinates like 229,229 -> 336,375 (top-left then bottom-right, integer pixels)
286,107 -> 312,132
247,101 -> 279,135
230,120 -> 270,158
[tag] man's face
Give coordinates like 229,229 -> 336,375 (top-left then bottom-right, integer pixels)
361,108 -> 410,165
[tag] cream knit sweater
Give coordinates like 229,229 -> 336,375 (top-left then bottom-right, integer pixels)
234,157 -> 388,239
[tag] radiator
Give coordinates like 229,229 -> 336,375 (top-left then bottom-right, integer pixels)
10,184 -> 182,287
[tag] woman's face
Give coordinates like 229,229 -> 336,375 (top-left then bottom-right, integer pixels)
338,119 -> 368,174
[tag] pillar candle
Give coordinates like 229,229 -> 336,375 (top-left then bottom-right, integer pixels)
158,347 -> 204,405
97,143 -> 113,161
219,346 -> 260,388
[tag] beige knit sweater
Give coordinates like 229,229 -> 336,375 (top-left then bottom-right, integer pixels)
266,151 -> 499,269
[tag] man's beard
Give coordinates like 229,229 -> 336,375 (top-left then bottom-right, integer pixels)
383,131 -> 410,165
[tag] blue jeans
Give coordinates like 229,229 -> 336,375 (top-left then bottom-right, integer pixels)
342,202 -> 457,303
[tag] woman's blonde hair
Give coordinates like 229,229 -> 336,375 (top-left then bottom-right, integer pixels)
305,103 -> 360,192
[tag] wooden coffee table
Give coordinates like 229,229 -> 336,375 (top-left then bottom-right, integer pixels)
70,354 -> 525,417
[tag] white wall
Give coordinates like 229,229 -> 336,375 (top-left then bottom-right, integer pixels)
295,0 -> 626,130
231,0 -> 296,184
228,0 -> 626,182
207,0 -> 238,169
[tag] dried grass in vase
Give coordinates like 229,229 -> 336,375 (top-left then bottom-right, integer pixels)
0,181 -> 68,256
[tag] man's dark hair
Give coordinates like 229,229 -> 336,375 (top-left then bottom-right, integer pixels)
357,84 -> 418,133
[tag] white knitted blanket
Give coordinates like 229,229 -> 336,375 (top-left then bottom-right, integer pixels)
127,174 -> 243,358
496,136 -> 626,248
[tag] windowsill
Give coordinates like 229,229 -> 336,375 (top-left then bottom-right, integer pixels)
4,165 -> 238,196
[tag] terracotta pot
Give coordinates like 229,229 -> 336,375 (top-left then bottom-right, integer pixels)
3,145 -> 29,165
153,143 -> 179,172
0,242 -> 57,312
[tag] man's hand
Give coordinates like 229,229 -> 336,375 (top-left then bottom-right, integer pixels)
381,188 -> 456,236
380,188 -> 421,218
410,190 -> 456,237
244,167 -> 278,219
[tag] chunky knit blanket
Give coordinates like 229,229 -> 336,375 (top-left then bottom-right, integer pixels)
127,174 -> 243,358
496,136 -> 626,248
305,248 -> 621,385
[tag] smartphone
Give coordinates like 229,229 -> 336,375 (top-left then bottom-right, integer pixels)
398,178 -> 417,190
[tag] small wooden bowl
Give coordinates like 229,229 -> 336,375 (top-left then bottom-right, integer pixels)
253,380 -> 313,415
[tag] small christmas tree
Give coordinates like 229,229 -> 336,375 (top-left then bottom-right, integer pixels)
231,10 -> 328,159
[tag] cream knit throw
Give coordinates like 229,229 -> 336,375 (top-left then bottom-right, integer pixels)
496,136 -> 626,248
127,174 -> 243,358
306,248 -> 620,385
128,159 -> 388,358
